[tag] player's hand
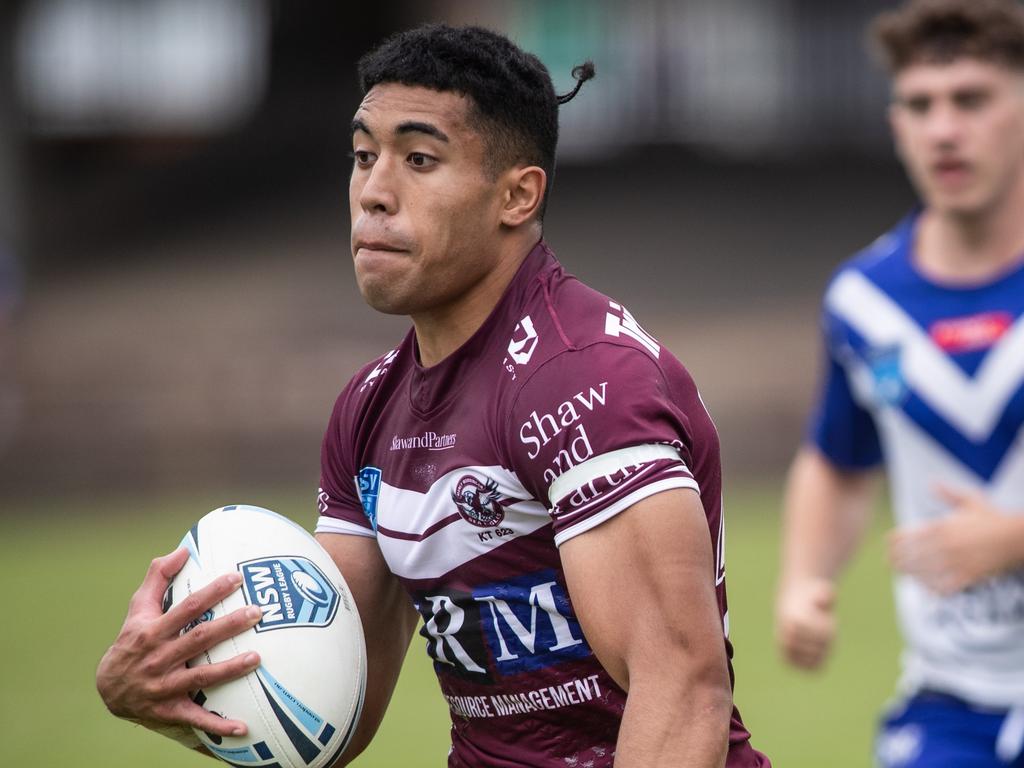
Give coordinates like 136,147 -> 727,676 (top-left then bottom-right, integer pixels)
888,485 -> 1024,595
775,577 -> 837,670
96,547 -> 263,738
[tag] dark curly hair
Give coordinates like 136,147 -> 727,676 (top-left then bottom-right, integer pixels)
358,24 -> 593,219
872,0 -> 1024,73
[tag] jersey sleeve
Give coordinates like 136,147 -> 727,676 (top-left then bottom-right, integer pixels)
505,343 -> 700,547
807,310 -> 883,469
315,379 -> 376,539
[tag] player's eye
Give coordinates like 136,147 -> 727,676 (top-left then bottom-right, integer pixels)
407,153 -> 437,169
954,90 -> 989,111
349,150 -> 377,167
903,96 -> 930,115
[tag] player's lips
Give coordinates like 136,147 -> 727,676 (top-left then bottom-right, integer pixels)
354,239 -> 408,254
931,158 -> 971,186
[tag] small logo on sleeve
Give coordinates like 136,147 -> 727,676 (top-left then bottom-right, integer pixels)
868,345 -> 907,406
605,301 -> 660,358
357,466 -> 382,531
360,349 -> 399,392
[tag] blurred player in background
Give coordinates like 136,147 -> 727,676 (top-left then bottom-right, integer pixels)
97,24 -> 769,767
776,1 -> 1024,766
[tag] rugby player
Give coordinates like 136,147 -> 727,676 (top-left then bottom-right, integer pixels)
775,1 -> 1024,765
97,24 -> 769,767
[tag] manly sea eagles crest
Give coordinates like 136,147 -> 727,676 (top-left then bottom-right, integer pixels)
452,475 -> 506,528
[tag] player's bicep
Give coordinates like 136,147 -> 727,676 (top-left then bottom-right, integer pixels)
316,533 -> 416,763
559,489 -> 728,692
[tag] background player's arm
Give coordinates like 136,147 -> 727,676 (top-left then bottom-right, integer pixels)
560,488 -> 733,768
889,484 -> 1024,594
317,533 -> 418,766
775,446 -> 879,670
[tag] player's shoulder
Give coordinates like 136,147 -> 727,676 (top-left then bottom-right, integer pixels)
508,266 -> 690,402
327,333 -> 412,426
823,211 -> 917,313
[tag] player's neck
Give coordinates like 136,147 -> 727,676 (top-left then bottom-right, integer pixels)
412,232 -> 540,368
916,178 -> 1024,283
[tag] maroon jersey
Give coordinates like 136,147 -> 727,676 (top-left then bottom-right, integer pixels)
316,242 -> 768,767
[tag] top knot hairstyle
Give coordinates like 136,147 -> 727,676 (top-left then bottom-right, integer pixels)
357,24 -> 594,219
872,0 -> 1024,73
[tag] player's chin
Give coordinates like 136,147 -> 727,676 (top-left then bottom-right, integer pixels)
355,277 -> 414,316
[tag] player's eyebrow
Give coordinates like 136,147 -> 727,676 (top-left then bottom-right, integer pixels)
351,118 -> 373,138
396,121 -> 450,142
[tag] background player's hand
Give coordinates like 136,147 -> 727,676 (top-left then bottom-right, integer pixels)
96,547 -> 263,738
888,485 -> 1024,595
775,577 -> 837,670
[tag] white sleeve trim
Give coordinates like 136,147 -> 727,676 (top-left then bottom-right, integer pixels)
315,515 -> 376,538
553,477 -> 700,547
548,443 -> 685,503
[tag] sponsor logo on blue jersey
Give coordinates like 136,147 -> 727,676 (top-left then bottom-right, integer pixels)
869,345 -> 908,406
240,557 -> 339,632
357,466 -> 382,532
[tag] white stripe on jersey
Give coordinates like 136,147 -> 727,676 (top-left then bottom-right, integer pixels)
553,477 -> 700,548
344,463 -> 551,581
315,516 -> 376,538
827,270 -> 1024,442
379,463 -> 531,537
547,443 -> 687,503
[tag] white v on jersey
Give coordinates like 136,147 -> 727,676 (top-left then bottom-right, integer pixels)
812,211 -> 1024,708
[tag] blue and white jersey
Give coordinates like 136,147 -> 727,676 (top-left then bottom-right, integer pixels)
812,211 -> 1024,708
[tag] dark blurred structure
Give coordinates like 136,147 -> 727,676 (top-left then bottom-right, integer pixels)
0,0 -> 916,501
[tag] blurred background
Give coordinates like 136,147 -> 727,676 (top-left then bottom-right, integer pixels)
0,1 -> 913,765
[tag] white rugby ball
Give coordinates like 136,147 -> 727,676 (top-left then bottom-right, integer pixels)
164,504 -> 366,768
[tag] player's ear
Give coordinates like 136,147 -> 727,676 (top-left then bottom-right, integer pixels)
500,166 -> 546,228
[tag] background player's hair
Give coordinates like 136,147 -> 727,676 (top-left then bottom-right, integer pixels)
357,24 -> 593,219
871,0 -> 1024,73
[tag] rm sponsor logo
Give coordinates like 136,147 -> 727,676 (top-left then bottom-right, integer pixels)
415,571 -> 590,679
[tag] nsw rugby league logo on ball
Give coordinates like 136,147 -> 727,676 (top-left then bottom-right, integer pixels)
451,474 -> 507,528
239,556 -> 340,632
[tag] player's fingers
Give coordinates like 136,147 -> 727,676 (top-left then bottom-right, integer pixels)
933,482 -> 972,510
158,573 -> 245,637
165,651 -> 262,699
131,549 -> 191,612
165,605 -> 263,667
162,698 -> 249,738
781,633 -> 830,669
808,580 -> 837,611
777,613 -> 833,660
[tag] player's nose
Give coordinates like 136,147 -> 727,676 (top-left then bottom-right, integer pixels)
358,157 -> 399,215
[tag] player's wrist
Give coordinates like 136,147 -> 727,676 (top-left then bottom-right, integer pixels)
993,514 -> 1024,573
139,720 -> 203,750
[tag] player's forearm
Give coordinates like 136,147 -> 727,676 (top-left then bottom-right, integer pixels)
779,447 -> 878,585
991,513 -> 1024,574
614,668 -> 731,767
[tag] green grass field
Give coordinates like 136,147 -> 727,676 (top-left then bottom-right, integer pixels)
2,485 -> 899,766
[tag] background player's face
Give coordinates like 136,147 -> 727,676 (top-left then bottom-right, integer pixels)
890,58 -> 1024,218
348,83 -> 510,316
